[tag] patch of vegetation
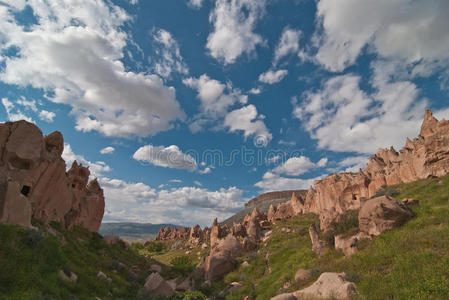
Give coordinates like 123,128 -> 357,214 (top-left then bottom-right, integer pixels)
0,223 -> 153,300
221,174 -> 449,300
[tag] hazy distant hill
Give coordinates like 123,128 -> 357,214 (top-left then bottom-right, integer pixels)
99,222 -> 180,241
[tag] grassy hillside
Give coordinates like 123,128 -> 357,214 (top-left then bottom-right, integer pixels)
221,174 -> 449,300
99,222 -> 181,241
0,222 -> 154,300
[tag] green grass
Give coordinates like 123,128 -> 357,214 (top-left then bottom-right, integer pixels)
222,174 -> 449,300
0,222 -> 153,300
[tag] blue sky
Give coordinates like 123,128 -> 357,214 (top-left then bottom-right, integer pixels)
2,0 -> 449,226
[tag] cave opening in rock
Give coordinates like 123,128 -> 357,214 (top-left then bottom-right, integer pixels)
21,185 -> 31,197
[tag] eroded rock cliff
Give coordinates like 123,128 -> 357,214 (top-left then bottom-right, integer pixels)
0,120 -> 105,231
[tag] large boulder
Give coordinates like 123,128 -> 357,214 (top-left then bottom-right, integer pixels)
358,196 -> 414,236
198,235 -> 243,282
293,272 -> 357,300
334,232 -> 369,256
143,272 -> 174,298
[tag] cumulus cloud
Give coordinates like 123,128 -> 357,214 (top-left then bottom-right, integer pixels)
259,69 -> 288,84
274,28 -> 301,64
254,172 -> 319,192
0,1 -> 185,138
224,105 -> 272,141
183,74 -> 247,118
151,28 -> 189,78
293,70 -> 431,154
314,0 -> 449,74
100,147 -> 115,155
62,144 -> 112,178
337,156 -> 370,173
38,110 -> 56,123
184,74 -> 270,141
188,0 -> 204,9
133,145 -> 197,171
1,98 -> 33,122
272,156 -> 327,176
207,0 -> 266,64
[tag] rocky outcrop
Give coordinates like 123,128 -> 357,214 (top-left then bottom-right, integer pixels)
197,235 -> 243,282
358,196 -> 414,236
210,218 -> 229,247
0,120 -> 104,231
143,272 -> 174,297
274,192 -> 305,221
309,224 -> 329,256
188,224 -> 204,247
293,272 -> 357,300
245,190 -> 306,208
334,232 -> 369,256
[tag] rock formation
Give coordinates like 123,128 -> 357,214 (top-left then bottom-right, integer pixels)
0,120 -> 104,231
196,235 -> 243,282
293,272 -> 358,300
358,196 -> 414,236
309,224 -> 329,256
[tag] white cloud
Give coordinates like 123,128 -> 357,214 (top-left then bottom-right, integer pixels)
278,140 -> 296,146
194,180 -> 202,186
338,156 -> 369,173
151,28 -> 189,78
199,167 -> 212,174
259,69 -> 288,84
249,87 -> 262,95
100,146 -> 115,155
0,1 -> 185,138
315,0 -> 449,74
188,0 -> 204,9
272,156 -> 327,176
274,28 -> 301,64
267,154 -> 281,164
38,110 -> 55,123
224,104 -> 272,142
183,74 -> 269,140
133,145 -> 197,171
62,144 -> 112,178
1,98 -> 33,122
183,74 -> 247,118
65,146 -> 245,226
294,71 -> 430,154
254,172 -> 319,192
206,0 -> 266,64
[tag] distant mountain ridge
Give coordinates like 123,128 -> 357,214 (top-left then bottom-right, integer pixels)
99,222 -> 181,241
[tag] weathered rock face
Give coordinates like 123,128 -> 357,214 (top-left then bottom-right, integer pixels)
267,204 -> 276,223
143,272 -> 174,298
274,193 -> 305,221
293,272 -> 357,300
210,218 -> 228,247
358,196 -> 414,236
188,224 -> 204,246
0,120 -> 105,231
334,232 -> 369,256
309,224 -> 329,256
197,235 -> 243,282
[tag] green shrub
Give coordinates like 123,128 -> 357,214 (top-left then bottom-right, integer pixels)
170,256 -> 195,277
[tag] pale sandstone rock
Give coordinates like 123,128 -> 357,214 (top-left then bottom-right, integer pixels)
294,269 -> 314,283
293,272 -> 357,300
103,234 -> 120,245
270,293 -> 296,300
0,120 -> 104,231
359,196 -> 414,236
309,224 -> 329,256
144,272 -> 174,297
197,235 -> 243,282
334,232 -> 369,256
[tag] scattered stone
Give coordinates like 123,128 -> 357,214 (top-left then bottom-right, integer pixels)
150,264 -> 162,273
143,272 -> 174,297
241,261 -> 250,268
97,271 -> 109,282
294,269 -> 314,283
402,198 -> 419,206
359,196 -> 414,236
229,282 -> 243,292
293,272 -> 357,300
334,232 -> 369,256
59,269 -> 77,283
